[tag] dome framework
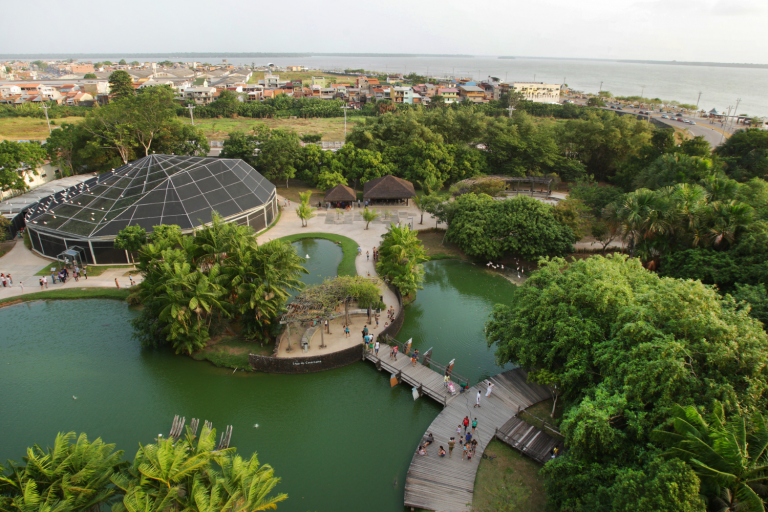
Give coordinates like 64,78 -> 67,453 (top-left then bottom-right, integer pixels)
25,154 -> 278,264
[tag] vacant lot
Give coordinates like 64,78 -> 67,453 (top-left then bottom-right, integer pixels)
194,117 -> 356,141
0,116 -> 84,140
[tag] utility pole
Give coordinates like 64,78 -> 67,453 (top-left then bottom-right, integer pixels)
732,98 -> 742,132
341,105 -> 351,139
185,105 -> 196,126
720,105 -> 732,145
641,85 -> 645,99
39,103 -> 52,134
696,91 -> 702,110
599,81 -> 603,92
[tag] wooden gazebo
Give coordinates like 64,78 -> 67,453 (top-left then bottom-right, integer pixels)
363,175 -> 416,205
324,184 -> 356,203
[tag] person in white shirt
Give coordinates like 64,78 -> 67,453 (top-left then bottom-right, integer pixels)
43,276 -> 48,289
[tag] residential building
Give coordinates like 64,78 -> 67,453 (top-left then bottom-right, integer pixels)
438,87 -> 459,103
71,64 -> 95,74
311,76 -> 330,88
509,82 -> 561,103
0,84 -> 21,97
183,86 -> 217,105
458,85 -> 486,103
391,86 -> 414,104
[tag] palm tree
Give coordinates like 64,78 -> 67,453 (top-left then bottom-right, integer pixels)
655,402 -> 768,512
0,432 -> 126,512
704,200 -> 754,248
376,224 -> 427,297
295,203 -> 315,227
361,207 -> 379,230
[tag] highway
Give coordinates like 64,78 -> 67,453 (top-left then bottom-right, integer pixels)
615,106 -> 730,147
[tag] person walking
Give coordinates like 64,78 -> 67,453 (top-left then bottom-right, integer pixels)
366,251 -> 369,261
389,345 -> 395,359
39,278 -> 44,290
325,319 -> 329,333
462,441 -> 468,460
444,375 -> 451,388
472,418 -> 478,434
7,273 -> 12,285
345,325 -> 350,338
474,390 -> 482,408
485,381 -> 495,397
374,340 -> 380,356
1,274 -> 6,288
448,437 -> 456,458
19,281 -> 23,293
82,267 -> 87,280
457,424 -> 463,438
393,345 -> 398,360
463,416 -> 470,434
465,431 -> 472,445
375,314 -> 379,328
43,276 -> 48,289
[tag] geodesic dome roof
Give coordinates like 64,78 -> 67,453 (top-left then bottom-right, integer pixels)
26,154 -> 275,238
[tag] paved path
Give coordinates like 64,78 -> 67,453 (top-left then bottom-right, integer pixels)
0,240 -> 141,299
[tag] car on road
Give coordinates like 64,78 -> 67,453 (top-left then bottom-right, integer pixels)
617,106 -> 623,110
662,115 -> 669,119
689,121 -> 696,125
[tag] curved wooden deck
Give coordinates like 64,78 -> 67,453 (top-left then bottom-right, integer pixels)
403,369 -> 551,512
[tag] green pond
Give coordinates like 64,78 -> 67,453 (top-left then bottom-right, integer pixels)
0,240 -> 516,512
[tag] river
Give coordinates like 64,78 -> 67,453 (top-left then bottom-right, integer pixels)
0,244 -> 515,512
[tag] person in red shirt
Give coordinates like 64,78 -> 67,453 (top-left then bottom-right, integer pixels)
463,416 -> 470,434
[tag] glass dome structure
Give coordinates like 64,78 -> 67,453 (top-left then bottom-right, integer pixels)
25,155 -> 278,264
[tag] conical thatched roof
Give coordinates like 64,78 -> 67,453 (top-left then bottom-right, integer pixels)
324,184 -> 357,202
363,175 -> 416,199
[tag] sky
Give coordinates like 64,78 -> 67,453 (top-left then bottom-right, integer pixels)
1,0 -> 767,63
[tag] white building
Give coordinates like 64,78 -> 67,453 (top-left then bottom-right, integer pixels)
509,82 -> 561,103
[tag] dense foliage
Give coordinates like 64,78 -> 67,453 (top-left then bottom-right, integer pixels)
44,86 -> 209,174
0,140 -> 47,192
376,224 -> 427,297
0,429 -> 286,512
128,215 -> 306,354
445,193 -> 576,260
486,255 -> 768,512
715,128 -> 768,181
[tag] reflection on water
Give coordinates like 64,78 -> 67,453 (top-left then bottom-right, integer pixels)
0,258 -> 517,512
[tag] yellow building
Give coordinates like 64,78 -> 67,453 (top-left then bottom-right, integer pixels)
510,82 -> 560,103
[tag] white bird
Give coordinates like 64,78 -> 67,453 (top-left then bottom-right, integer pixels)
72,396 -> 77,400
254,424 -> 259,428
501,265 -> 504,269
518,273 -> 521,278
306,254 -> 310,259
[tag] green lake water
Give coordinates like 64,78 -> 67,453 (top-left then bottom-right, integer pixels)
0,245 -> 516,512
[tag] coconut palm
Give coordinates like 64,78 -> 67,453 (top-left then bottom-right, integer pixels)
294,192 -> 315,227
0,432 -> 126,512
361,207 -> 379,230
655,402 -> 768,512
376,224 -> 427,297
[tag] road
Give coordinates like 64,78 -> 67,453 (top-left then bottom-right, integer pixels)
565,97 -> 731,147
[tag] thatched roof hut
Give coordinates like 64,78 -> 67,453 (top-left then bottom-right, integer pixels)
363,175 -> 416,204
324,184 -> 356,203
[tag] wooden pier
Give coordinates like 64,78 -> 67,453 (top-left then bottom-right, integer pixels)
363,342 -> 553,512
495,416 -> 564,465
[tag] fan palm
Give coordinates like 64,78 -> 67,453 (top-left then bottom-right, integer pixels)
704,201 -> 754,248
655,402 -> 768,512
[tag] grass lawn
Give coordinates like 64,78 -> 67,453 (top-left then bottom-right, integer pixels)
277,232 -> 357,276
0,240 -> 15,258
416,228 -> 467,261
34,264 -> 137,277
0,287 -> 130,307
194,117 -> 356,141
0,116 -> 84,141
270,179 -> 324,203
473,439 -> 547,512
192,335 -> 272,369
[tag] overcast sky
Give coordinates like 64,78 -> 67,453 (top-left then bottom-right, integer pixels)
2,0 -> 766,63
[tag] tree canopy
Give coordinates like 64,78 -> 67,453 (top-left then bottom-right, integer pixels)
486,254 -> 768,512
0,140 -> 47,193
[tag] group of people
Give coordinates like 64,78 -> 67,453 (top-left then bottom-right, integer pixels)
0,273 -> 13,288
417,416 -> 481,461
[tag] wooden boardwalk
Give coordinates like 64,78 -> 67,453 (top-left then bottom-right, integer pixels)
495,416 -> 564,465
364,345 -> 552,512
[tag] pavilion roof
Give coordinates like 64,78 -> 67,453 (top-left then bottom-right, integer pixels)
324,184 -> 356,202
363,175 -> 416,199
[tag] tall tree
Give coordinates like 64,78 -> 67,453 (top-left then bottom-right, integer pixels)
108,70 -> 135,100
256,130 -> 301,188
376,224 -> 427,297
131,86 -> 176,157
0,140 -> 47,193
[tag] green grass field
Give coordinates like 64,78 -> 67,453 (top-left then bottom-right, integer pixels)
195,117 -> 355,141
0,287 -> 130,306
192,335 -> 272,369
472,439 -> 548,512
276,232 -> 358,276
0,116 -> 85,140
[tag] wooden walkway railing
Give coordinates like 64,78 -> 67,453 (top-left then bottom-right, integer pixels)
495,417 -> 564,465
